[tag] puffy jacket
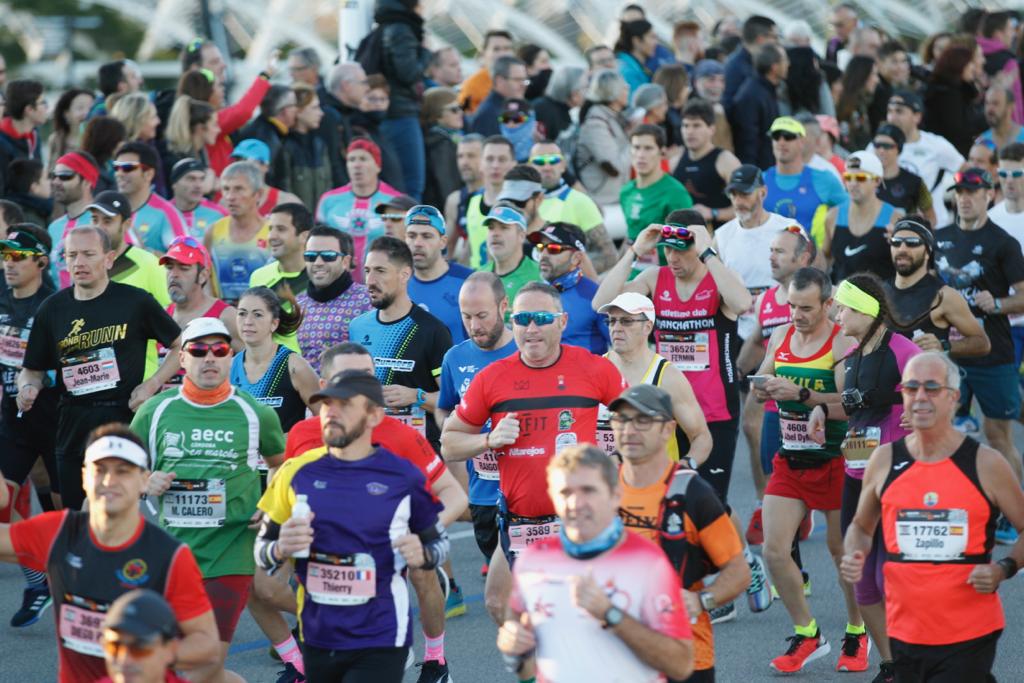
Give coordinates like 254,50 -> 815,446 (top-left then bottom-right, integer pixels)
375,0 -> 431,119
576,104 -> 631,205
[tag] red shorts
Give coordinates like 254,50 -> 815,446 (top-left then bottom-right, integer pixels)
764,454 -> 844,510
203,574 -> 253,642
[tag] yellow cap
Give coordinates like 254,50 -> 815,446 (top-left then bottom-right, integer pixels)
769,117 -> 806,137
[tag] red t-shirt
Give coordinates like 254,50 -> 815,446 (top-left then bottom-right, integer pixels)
456,346 -> 624,517
285,415 -> 446,489
10,511 -> 211,683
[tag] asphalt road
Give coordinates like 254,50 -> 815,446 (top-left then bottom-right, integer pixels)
3,423 -> 1023,682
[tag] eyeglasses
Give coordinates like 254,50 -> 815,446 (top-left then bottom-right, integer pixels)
511,311 -> 563,327
48,171 -> 77,181
3,250 -> 39,262
998,169 -> 1024,179
533,242 -> 574,254
184,341 -> 231,358
771,131 -> 799,141
102,637 -> 161,660
113,161 -> 146,174
380,213 -> 405,221
603,316 -> 648,327
499,112 -> 529,125
843,172 -> 875,183
661,225 -> 693,241
609,414 -> 670,430
953,171 -> 990,186
889,236 -> 924,248
900,380 -> 951,396
872,141 -> 897,150
506,76 -> 531,84
304,250 -> 343,262
530,154 -> 564,166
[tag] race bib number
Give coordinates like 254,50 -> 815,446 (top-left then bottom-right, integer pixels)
162,479 -> 227,528
595,404 -> 617,456
59,602 -> 107,658
661,333 -> 711,372
896,508 -> 969,561
508,520 -> 561,553
0,324 -> 28,367
840,427 -> 881,469
61,347 -> 120,396
779,410 -> 817,451
472,449 -> 500,480
385,405 -> 426,437
306,553 -> 376,606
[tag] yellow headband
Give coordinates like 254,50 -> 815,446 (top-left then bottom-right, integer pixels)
835,280 -> 880,317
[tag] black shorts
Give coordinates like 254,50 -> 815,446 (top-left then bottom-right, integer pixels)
303,644 -> 408,683
469,503 -> 499,560
891,630 -> 1000,683
56,403 -> 134,509
0,406 -> 58,490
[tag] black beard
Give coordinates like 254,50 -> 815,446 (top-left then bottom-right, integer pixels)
894,253 -> 926,276
371,291 -> 395,310
477,319 -> 506,350
324,416 -> 368,449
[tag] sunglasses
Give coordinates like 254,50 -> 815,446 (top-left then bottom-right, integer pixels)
534,242 -> 574,254
48,171 -> 77,181
530,154 -> 564,166
661,225 -> 693,241
512,311 -> 563,327
303,250 -> 343,262
872,141 -> 897,150
771,131 -> 799,141
499,112 -> 529,125
407,205 -> 443,221
102,637 -> 161,660
900,380 -> 950,396
843,172 -> 874,183
954,171 -> 990,186
113,161 -> 146,173
998,169 -> 1024,179
889,236 -> 924,248
2,250 -> 38,262
169,235 -> 203,249
782,224 -> 810,241
184,341 -> 232,358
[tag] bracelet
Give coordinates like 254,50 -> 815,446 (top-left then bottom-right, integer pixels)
414,388 -> 426,408
998,557 -> 1018,580
994,298 -> 1003,313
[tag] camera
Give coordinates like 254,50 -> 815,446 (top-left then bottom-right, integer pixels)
841,388 -> 864,411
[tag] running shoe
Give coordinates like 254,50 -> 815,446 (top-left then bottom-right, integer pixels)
995,516 -> 1019,545
746,554 -> 772,613
274,663 -> 305,683
872,661 -> 896,683
770,630 -> 831,673
709,602 -> 736,624
416,660 -> 452,683
798,510 -> 814,541
445,583 -> 467,618
953,414 -> 980,435
10,586 -> 52,627
746,507 -> 764,546
835,632 -> 871,672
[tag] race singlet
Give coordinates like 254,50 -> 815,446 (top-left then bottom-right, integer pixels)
895,508 -> 969,561
58,595 -> 108,658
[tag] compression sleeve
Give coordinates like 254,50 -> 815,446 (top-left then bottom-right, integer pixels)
254,515 -> 284,573
416,521 -> 450,571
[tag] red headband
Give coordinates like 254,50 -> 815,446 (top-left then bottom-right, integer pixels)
347,138 -> 382,168
56,153 -> 99,189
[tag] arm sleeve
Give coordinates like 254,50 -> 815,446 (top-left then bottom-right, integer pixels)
9,510 -> 67,571
640,549 -> 692,640
257,403 -> 287,457
436,352 -> 458,411
217,77 -> 272,135
164,545 -> 213,622
454,367 -> 490,426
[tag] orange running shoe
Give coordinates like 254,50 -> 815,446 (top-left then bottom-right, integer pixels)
836,632 -> 871,672
770,630 -> 831,674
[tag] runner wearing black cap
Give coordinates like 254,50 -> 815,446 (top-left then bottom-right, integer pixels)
99,589 -> 191,683
934,168 -> 1024,543
374,193 -> 418,240
88,191 -> 170,307
169,158 -> 226,240
872,124 -> 936,226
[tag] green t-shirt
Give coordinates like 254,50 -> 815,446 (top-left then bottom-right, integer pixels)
483,255 -> 541,314
539,187 -> 604,232
620,173 -> 694,243
131,387 -> 286,577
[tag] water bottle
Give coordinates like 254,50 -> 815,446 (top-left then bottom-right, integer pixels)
291,494 -> 311,559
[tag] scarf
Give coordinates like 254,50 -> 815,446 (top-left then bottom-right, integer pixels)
0,117 -> 38,157
181,377 -> 232,405
550,268 -> 583,293
306,270 -> 353,303
501,117 -> 537,162
560,517 -> 624,560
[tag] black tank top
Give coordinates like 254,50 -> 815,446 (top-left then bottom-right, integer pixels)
673,148 -> 730,209
843,330 -> 903,429
831,203 -> 896,283
877,169 -> 924,214
884,274 -> 949,342
47,511 -> 182,681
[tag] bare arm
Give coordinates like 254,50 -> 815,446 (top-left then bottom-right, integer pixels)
691,225 -> 751,317
592,225 -> 662,310
701,552 -> 750,607
289,353 -> 321,406
219,306 -> 244,352
585,223 -> 619,274
938,287 -> 991,358
662,366 -> 712,466
978,446 -> 1024,573
736,294 -> 767,376
822,206 -> 838,261
439,412 -> 491,463
607,616 -> 694,680
175,610 -> 221,672
430,467 -> 469,528
443,190 -> 468,266
130,337 -> 183,411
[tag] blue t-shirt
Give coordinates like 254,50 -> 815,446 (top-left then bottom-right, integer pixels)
437,337 -> 517,505
409,263 -> 472,345
978,128 -> 1024,147
560,277 -> 610,354
764,165 -> 848,243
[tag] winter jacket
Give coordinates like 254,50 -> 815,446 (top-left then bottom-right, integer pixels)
376,0 -> 431,120
730,75 -> 779,170
576,104 -> 631,205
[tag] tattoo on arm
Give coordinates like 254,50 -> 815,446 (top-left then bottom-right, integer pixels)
586,224 -> 618,273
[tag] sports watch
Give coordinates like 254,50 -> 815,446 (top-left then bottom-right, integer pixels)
602,606 -> 625,629
698,247 -> 718,263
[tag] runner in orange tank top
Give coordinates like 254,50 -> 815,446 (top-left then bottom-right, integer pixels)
842,351 -> 1024,682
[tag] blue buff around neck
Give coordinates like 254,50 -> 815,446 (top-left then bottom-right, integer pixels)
559,517 -> 624,560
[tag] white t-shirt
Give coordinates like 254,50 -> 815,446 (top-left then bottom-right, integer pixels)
809,154 -> 842,182
714,211 -> 796,339
991,202 -> 1024,326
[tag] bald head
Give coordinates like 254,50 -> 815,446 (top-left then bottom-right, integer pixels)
459,271 -> 509,350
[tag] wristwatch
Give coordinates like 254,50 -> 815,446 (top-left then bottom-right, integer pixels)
798,387 -> 811,403
699,591 -> 717,612
994,298 -> 1003,313
602,606 -> 625,629
698,247 -> 718,264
